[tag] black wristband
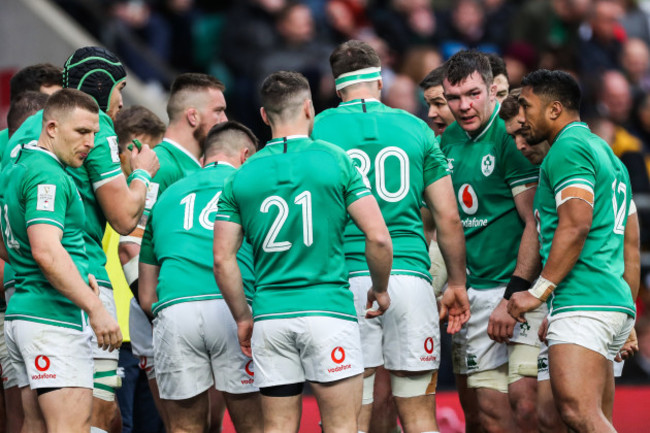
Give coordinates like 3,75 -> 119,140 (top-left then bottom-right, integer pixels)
503,276 -> 532,300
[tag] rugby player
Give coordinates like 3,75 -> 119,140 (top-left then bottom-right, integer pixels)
508,69 -> 637,433
0,89 -> 121,433
139,121 -> 261,433
312,40 -> 469,433
117,73 -> 228,431
5,46 -> 160,433
214,70 -> 392,432
440,50 -> 540,433
420,65 -> 456,137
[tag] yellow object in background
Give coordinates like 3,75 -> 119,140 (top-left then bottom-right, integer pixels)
102,225 -> 132,342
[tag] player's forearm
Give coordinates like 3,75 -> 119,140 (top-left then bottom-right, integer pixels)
512,221 -> 542,282
138,262 -> 159,317
214,257 -> 251,323
624,213 -> 641,300
365,230 -> 392,294
33,243 -> 103,316
435,213 -> 467,288
541,221 -> 589,285
113,181 -> 148,234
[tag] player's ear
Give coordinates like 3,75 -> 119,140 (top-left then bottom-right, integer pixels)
260,107 -> 270,126
187,108 -> 199,128
45,119 -> 57,139
240,146 -> 250,164
377,79 -> 383,91
549,101 -> 563,120
303,99 -> 314,119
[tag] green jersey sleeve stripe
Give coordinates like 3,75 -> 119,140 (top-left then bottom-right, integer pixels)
554,177 -> 594,193
26,217 -> 64,230
5,313 -> 83,329
509,175 -> 539,187
92,171 -> 123,190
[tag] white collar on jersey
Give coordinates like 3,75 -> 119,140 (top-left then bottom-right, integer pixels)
24,141 -> 64,166
163,138 -> 201,167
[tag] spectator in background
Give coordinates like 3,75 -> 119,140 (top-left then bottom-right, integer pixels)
383,74 -> 421,116
621,37 -> 650,94
502,42 -> 538,88
578,0 -> 626,78
438,0 -> 499,59
258,3 -> 333,111
619,0 -> 650,46
399,46 -> 442,85
324,0 -> 373,43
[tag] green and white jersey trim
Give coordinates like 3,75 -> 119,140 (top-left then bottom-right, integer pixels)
163,138 -> 201,167
349,268 -> 432,282
254,310 -> 358,322
6,312 -> 86,331
92,168 -> 123,190
465,102 -> 501,142
152,294 -> 224,316
550,303 -> 636,316
266,134 -> 310,146
510,175 -> 539,188
25,217 -> 64,229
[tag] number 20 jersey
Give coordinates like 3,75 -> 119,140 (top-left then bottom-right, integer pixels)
534,122 -> 635,317
215,136 -> 372,322
312,99 -> 450,282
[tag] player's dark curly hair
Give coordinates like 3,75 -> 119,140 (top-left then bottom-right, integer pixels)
521,69 -> 581,112
445,50 -> 492,87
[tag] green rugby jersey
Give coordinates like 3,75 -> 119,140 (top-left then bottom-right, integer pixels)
535,122 -> 635,317
0,146 -> 88,330
4,110 -> 123,289
139,162 -> 255,317
0,129 -> 8,164
440,104 -> 539,289
1,263 -> 13,313
144,138 -> 202,215
215,136 -> 372,322
312,99 -> 449,282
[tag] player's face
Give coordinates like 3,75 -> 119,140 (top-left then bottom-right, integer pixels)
55,107 -> 99,168
195,88 -> 227,148
423,85 -> 455,136
494,74 -> 509,103
106,81 -> 126,121
443,71 -> 496,134
517,86 -> 551,145
505,117 -> 549,165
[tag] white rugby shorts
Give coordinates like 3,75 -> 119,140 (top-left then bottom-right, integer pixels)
5,319 -> 93,390
0,313 -> 19,388
251,316 -> 363,388
538,341 -> 626,381
153,300 -> 257,399
350,275 -> 440,372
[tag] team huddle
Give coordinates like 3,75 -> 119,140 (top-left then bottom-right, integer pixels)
0,39 -> 639,433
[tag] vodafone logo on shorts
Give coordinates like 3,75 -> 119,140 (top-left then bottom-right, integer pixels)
327,346 -> 352,374
331,347 -> 345,364
421,338 -> 437,362
458,184 -> 478,215
35,355 -> 50,372
241,360 -> 255,385
139,356 -> 152,372
32,355 -> 56,381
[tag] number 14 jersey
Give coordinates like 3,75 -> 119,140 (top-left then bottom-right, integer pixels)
535,122 -> 635,317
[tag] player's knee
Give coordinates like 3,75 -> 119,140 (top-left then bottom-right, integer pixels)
556,397 -> 587,430
508,344 -> 539,384
389,370 -> 437,398
93,359 -> 121,402
362,372 -> 375,405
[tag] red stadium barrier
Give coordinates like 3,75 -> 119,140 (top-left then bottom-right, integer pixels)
220,386 -> 650,432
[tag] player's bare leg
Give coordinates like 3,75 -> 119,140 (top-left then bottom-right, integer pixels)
223,392 -> 263,433
390,370 -> 438,433
475,388 -> 515,433
91,398 -> 120,433
600,360 -> 615,424
161,391 -> 209,433
312,374 -> 363,433
260,393 -> 302,433
20,387 -> 45,433
368,366 -> 398,433
4,386 -> 24,433
148,377 -> 169,430
38,387 -> 92,433
455,375 -> 480,432
549,344 -> 615,433
537,380 -> 566,433
507,376 -> 537,432
208,388 -> 226,433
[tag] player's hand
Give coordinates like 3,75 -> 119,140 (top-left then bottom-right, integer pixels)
365,288 -> 390,318
616,328 -> 638,362
88,304 -> 122,352
538,316 -> 549,345
439,285 -> 470,334
130,144 -> 160,178
88,274 -> 100,297
236,318 -> 254,358
488,299 -> 516,343
507,291 -> 542,323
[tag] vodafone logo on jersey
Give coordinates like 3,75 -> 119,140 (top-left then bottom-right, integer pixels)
35,355 -> 50,372
458,184 -> 479,215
